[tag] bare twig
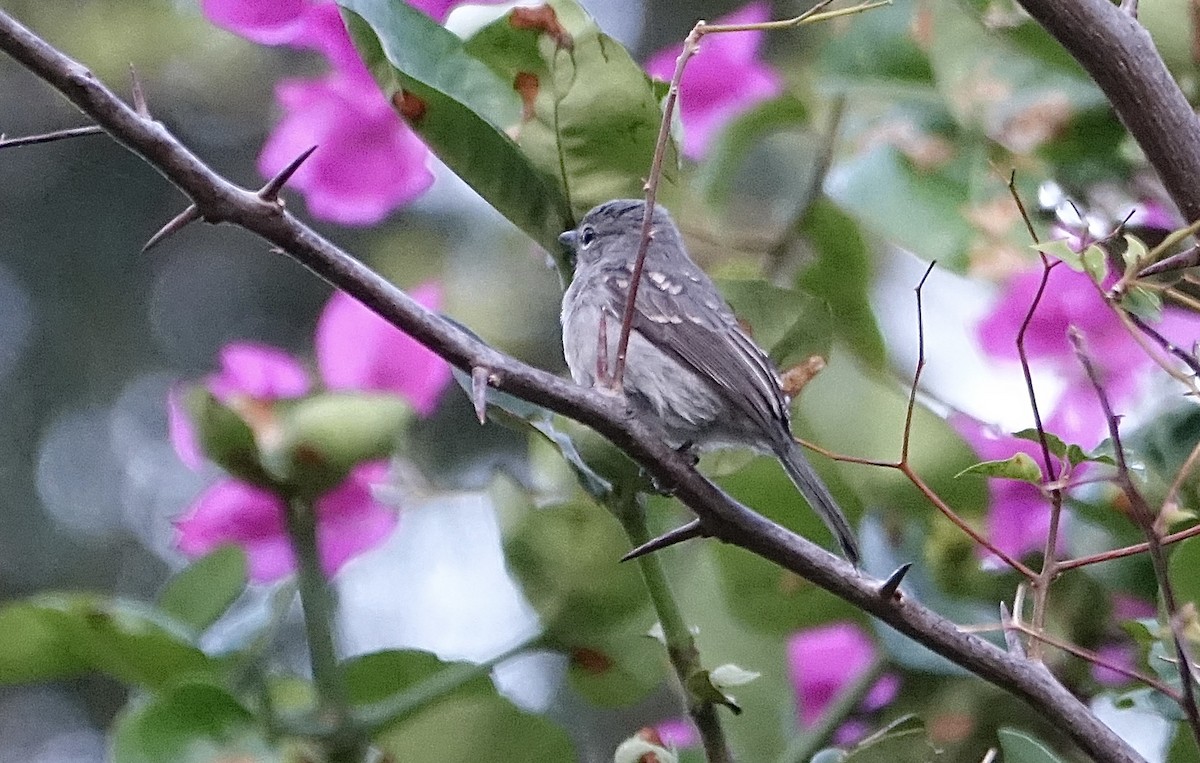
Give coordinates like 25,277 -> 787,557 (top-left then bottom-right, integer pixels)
1010,622 -> 1180,700
0,10 -> 1145,762
1006,172 -> 1066,660
0,123 -> 103,148
1057,521 -> 1200,571
611,0 -> 886,387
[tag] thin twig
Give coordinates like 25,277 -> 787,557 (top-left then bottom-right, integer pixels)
0,123 -> 103,148
1071,329 -> 1200,749
1013,249 -> 1065,659
901,261 -> 937,463
1009,622 -> 1181,701
1127,311 -> 1200,379
1057,509 -> 1200,571
611,0 -> 887,387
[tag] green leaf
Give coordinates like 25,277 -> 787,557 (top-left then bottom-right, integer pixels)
926,0 -> 1105,145
0,594 -> 218,689
157,546 -> 247,634
798,197 -> 887,368
495,485 -> 650,645
997,728 -> 1065,763
1121,285 -> 1164,322
564,619 -> 666,707
842,715 -> 940,762
464,0 -> 677,223
955,452 -> 1043,484
698,95 -> 810,204
111,683 -> 278,763
1122,234 -> 1151,274
374,692 -> 574,762
1170,535 -> 1200,613
338,0 -> 571,254
269,392 -> 410,496
1010,428 -> 1115,467
827,145 -> 974,268
184,388 -> 269,485
346,649 -> 495,732
1037,239 -> 1109,282
717,279 -> 834,369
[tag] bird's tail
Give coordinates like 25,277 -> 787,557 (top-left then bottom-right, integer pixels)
777,442 -> 860,565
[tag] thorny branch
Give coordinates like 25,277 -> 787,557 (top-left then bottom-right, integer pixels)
0,9 -> 1145,762
1071,330 -> 1200,751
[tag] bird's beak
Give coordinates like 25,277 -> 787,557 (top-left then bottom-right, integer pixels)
558,230 -> 578,249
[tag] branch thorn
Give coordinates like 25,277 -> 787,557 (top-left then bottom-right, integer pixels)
142,203 -> 200,252
999,601 -> 1026,658
258,144 -> 318,202
471,365 -> 490,424
129,63 -> 149,118
878,562 -> 911,601
621,519 -> 706,562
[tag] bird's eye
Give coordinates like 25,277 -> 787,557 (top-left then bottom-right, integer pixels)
580,225 -> 597,249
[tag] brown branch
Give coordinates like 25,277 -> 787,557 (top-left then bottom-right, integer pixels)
1057,521 -> 1200,571
1010,623 -> 1182,701
0,10 -> 1146,763
1012,0 -> 1200,225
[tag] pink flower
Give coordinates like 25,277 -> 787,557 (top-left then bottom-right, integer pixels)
315,283 -> 452,416
202,0 -> 441,225
259,71 -> 434,226
645,2 -> 783,159
201,0 -> 476,48
175,460 -> 396,582
978,264 -> 1200,448
168,342 -> 310,470
1091,643 -> 1138,687
201,0 -> 318,46
787,622 -> 898,741
654,717 -> 700,749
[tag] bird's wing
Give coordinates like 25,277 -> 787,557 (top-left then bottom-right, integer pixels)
602,274 -> 790,437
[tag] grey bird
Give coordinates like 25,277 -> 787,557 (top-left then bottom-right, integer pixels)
559,199 -> 860,564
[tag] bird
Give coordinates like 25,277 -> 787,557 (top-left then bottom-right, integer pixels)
559,199 -> 859,564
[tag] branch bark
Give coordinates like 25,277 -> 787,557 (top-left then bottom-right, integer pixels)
0,10 -> 1144,763
1013,0 -> 1200,224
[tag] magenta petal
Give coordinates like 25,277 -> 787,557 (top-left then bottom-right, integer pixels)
645,2 -> 781,159
202,0 -> 313,45
312,460 -> 397,575
655,717 -> 700,748
167,384 -> 204,471
258,73 -> 434,225
315,283 -> 452,415
1091,643 -> 1137,686
175,479 -> 295,582
208,342 -> 311,402
787,622 -> 878,728
174,462 -> 396,583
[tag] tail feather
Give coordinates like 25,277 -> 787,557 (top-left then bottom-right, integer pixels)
776,442 -> 860,565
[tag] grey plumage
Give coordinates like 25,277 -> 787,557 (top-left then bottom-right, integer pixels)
559,199 -> 860,565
